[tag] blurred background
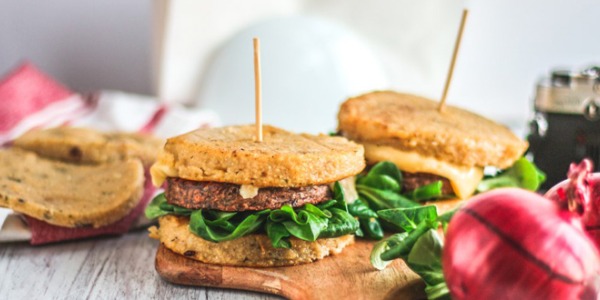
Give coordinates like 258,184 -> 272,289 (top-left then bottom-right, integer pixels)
1,0 -> 599,133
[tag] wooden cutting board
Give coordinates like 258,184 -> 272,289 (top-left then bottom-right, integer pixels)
155,239 -> 426,300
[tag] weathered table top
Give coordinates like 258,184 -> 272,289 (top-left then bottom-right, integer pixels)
0,229 -> 281,299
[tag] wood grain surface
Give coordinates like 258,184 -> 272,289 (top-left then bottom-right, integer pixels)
156,238 -> 426,300
0,230 -> 280,299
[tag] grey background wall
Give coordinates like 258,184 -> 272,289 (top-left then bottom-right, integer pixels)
1,0 -> 599,132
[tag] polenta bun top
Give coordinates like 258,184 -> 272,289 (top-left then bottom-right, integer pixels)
337,91 -> 528,169
13,127 -> 164,167
150,125 -> 365,188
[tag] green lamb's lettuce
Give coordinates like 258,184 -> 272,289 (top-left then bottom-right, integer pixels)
145,193 -> 193,219
359,158 -> 544,299
352,158 -> 544,241
348,199 -> 384,240
366,158 -> 544,300
266,222 -> 291,248
406,230 -> 450,300
349,161 -> 446,240
356,161 -> 402,192
145,182 -> 359,249
189,209 -> 269,242
357,186 -> 419,210
355,161 -> 445,210
370,205 -> 450,300
370,232 -> 407,270
405,182 -> 444,202
377,205 -> 438,232
319,208 -> 359,238
477,157 -> 546,193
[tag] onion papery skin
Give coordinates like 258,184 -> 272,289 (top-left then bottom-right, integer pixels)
443,188 -> 600,300
546,174 -> 600,248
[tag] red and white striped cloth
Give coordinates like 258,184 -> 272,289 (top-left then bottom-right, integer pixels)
0,62 -> 220,244
0,63 -> 219,143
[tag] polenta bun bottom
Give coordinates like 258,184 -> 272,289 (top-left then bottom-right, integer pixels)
149,215 -> 355,267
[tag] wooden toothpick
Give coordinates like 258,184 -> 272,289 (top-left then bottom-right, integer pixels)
253,37 -> 263,142
439,9 -> 469,112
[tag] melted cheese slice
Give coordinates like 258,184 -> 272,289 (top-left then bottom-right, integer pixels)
363,144 -> 483,199
150,159 -> 176,187
239,184 -> 259,199
152,156 -> 262,199
150,150 -> 273,200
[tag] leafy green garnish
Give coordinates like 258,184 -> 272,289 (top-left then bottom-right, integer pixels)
316,182 -> 363,239
370,232 -> 407,270
266,222 -> 291,248
319,208 -> 360,238
357,175 -> 401,192
145,193 -> 193,219
370,207 -> 450,300
364,158 -> 546,300
348,199 -> 384,240
357,186 -> 419,210
364,161 -> 403,186
355,161 -> 447,211
405,181 -> 444,202
377,205 -> 438,232
406,230 -> 450,300
189,209 -> 269,242
269,204 -> 327,242
356,161 -> 402,193
477,157 -> 546,192
380,219 -> 437,261
350,161 -> 445,242
348,199 -> 378,219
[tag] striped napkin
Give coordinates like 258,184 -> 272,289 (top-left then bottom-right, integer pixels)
0,62 -> 219,244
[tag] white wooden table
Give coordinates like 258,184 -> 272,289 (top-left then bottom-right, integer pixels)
0,230 -> 281,299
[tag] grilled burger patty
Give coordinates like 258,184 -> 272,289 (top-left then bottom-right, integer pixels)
166,178 -> 332,211
402,171 -> 454,196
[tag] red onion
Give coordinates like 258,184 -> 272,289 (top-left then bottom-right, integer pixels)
546,159 -> 600,248
443,188 -> 600,300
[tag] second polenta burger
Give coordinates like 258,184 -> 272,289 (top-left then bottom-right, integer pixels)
146,124 -> 365,267
337,91 -> 531,210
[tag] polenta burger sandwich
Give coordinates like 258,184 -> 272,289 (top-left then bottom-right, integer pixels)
338,91 -> 542,210
146,124 -> 365,266
0,127 -> 162,245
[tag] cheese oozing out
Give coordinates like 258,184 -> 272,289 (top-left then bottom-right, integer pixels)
152,158 -> 261,199
150,160 -> 175,187
363,143 -> 483,199
239,184 -> 259,199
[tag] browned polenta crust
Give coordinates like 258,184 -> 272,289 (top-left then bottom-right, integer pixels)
338,91 -> 527,169
150,125 -> 365,187
13,126 -> 164,167
0,148 -> 144,228
149,215 -> 355,267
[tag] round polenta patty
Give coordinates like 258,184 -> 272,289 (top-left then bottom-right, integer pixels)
149,215 -> 355,267
13,126 -> 164,167
0,148 -> 144,228
150,125 -> 365,188
338,91 -> 527,169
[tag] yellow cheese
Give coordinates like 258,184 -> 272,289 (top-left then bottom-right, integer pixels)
151,156 -> 261,198
239,184 -> 259,199
363,144 -> 483,199
150,161 -> 175,187
331,176 -> 359,203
